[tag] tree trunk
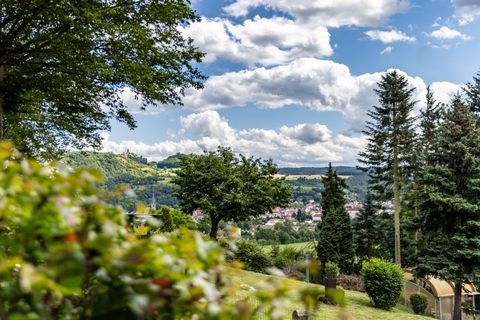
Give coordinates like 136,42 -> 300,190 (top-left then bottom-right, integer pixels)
453,281 -> 463,320
393,136 -> 401,266
209,216 -> 220,240
0,65 -> 5,140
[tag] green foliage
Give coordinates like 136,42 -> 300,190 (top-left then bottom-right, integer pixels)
0,0 -> 205,158
234,240 -> 274,273
358,70 -> 417,266
0,142 -> 326,319
317,206 -> 354,274
255,223 -> 317,245
416,96 -> 480,319
409,293 -> 428,315
361,258 -> 404,310
173,147 -> 291,239
324,262 -> 340,277
156,207 -> 175,232
321,163 -> 348,218
63,152 -> 178,210
358,70 -> 416,202
352,192 -> 381,261
465,70 -> 480,114
317,166 -> 353,273
271,246 -> 305,269
0,142 -> 228,318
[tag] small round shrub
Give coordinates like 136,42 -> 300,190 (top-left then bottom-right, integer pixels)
324,261 -> 340,277
235,240 -> 273,272
361,258 -> 404,310
410,293 -> 428,315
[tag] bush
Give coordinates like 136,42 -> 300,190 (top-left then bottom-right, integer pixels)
324,261 -> 339,277
235,240 -> 273,272
336,274 -> 363,292
0,142 -> 323,319
410,293 -> 428,315
273,247 -> 305,269
361,258 -> 404,310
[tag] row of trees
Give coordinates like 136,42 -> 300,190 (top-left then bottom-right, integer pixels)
356,70 -> 480,320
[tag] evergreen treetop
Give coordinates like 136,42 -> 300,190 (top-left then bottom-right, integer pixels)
321,162 -> 347,218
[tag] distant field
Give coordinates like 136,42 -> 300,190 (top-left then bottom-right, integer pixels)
262,241 -> 316,253
225,267 -> 431,320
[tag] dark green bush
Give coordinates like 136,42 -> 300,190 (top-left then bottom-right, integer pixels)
235,240 -> 273,272
272,246 -> 305,269
410,293 -> 428,315
361,258 -> 404,310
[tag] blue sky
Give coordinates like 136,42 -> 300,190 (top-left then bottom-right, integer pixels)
102,0 -> 480,167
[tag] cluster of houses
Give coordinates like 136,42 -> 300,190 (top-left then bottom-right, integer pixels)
189,200 -> 364,232
259,200 -> 363,230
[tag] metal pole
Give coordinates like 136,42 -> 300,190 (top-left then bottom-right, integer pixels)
305,253 -> 310,283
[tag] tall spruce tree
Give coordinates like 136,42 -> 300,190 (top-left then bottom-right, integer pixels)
352,191 -> 380,261
416,97 -> 480,320
317,164 -> 353,273
358,71 -> 416,266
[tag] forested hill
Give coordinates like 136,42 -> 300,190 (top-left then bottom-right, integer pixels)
278,166 -> 365,176
62,152 -> 177,210
62,152 -> 369,206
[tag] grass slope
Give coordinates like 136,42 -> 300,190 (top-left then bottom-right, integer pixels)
226,268 -> 431,320
262,241 -> 316,254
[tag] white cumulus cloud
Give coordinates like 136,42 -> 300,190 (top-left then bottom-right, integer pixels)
429,26 -> 471,40
223,0 -> 409,27
365,29 -> 416,43
100,112 -> 367,167
182,17 -> 332,66
179,58 -> 460,131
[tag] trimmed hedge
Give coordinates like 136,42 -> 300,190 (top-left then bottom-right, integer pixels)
410,293 -> 428,315
361,258 -> 404,310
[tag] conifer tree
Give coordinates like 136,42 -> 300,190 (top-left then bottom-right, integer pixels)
321,163 -> 347,219
416,97 -> 480,320
465,71 -> 480,115
352,191 -> 380,261
358,71 -> 416,265
317,164 -> 353,273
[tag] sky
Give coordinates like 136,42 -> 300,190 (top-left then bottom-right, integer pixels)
101,0 -> 480,167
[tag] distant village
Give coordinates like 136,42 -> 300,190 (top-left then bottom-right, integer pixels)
192,200 -> 364,233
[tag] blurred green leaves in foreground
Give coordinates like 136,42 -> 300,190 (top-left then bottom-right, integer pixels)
0,141 -> 326,319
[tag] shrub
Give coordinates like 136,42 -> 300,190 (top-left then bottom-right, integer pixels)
325,261 -> 340,277
410,293 -> 428,315
273,247 -> 305,269
336,274 -> 364,291
361,258 -> 404,310
235,240 -> 273,272
0,142 -> 323,319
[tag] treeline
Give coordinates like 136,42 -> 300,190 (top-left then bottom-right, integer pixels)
278,166 -> 366,176
63,152 -> 369,207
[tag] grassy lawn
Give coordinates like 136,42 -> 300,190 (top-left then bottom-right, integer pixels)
225,268 -> 432,320
262,241 -> 317,253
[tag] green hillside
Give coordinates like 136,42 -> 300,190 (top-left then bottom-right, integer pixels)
62,152 -> 369,209
226,268 -> 431,320
62,152 -> 177,210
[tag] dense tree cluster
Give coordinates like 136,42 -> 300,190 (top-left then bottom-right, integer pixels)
355,70 -> 480,319
0,0 -> 205,158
